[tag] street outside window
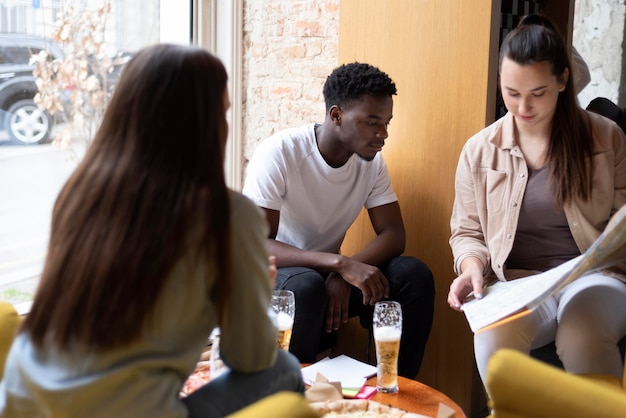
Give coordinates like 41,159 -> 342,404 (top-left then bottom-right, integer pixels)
0,0 -> 191,311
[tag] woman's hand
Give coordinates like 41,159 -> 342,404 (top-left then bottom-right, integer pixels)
447,257 -> 485,311
268,255 -> 277,287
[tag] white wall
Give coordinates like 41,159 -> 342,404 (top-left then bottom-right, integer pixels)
574,0 -> 626,108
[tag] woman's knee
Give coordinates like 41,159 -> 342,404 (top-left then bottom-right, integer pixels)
474,313 -> 540,354
557,278 -> 626,339
272,350 -> 305,393
274,349 -> 301,372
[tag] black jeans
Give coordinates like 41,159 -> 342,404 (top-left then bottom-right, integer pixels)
275,255 -> 435,378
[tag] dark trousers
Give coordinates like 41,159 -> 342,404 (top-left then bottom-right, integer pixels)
275,255 -> 435,378
183,350 -> 305,418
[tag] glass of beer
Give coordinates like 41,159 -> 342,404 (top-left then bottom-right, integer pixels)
271,290 -> 295,351
373,301 -> 402,393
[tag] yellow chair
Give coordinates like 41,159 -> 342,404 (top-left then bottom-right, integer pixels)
0,301 -> 317,417
226,391 -> 319,418
0,301 -> 22,379
486,348 -> 626,418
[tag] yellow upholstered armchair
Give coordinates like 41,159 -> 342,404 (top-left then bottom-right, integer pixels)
486,348 -> 626,418
227,391 -> 318,418
0,301 -> 22,380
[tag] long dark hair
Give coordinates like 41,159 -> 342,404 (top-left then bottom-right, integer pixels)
23,44 -> 232,350
499,14 -> 593,205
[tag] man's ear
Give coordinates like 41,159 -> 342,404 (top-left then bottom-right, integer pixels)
329,105 -> 342,124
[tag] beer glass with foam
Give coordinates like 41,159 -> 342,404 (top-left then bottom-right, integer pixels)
271,290 -> 295,351
373,301 -> 402,393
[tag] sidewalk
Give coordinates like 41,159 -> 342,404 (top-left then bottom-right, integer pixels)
0,139 -> 84,308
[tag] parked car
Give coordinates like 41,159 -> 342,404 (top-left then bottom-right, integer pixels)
0,33 -> 64,145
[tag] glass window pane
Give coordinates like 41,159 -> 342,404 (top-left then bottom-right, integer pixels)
0,0 -> 191,310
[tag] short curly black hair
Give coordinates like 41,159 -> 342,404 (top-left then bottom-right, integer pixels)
322,62 -> 397,112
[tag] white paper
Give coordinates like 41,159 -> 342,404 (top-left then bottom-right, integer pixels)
437,402 -> 456,418
461,256 -> 583,332
301,354 -> 377,388
462,205 -> 626,333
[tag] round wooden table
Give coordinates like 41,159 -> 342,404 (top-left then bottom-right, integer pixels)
365,375 -> 466,417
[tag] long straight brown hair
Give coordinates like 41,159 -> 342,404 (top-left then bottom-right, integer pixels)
499,14 -> 594,206
22,44 -> 232,351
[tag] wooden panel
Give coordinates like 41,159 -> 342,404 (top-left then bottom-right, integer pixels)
338,0 -> 501,415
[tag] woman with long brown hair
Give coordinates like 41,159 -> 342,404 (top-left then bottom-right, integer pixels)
0,44 -> 304,417
448,14 -> 626,394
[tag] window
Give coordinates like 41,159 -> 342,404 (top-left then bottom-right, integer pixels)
0,0 -> 209,312
0,46 -> 36,64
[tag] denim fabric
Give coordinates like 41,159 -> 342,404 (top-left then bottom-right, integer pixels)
183,350 -> 304,418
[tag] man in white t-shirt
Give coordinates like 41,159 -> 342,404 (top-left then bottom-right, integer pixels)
243,63 -> 434,378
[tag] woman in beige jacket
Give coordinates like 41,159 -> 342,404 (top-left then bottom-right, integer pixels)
448,14 -> 626,392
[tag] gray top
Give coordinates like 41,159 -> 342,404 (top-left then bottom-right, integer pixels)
506,165 -> 580,271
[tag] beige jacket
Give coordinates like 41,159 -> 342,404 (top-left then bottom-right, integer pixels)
450,111 -> 626,282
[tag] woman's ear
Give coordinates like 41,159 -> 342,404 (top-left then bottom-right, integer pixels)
559,67 -> 570,92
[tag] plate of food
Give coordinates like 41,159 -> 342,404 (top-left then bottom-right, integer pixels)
309,399 -> 428,418
180,360 -> 211,397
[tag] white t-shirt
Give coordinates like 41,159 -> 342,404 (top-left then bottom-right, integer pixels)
243,124 -> 397,254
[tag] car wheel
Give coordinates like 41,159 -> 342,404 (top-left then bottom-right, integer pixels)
4,99 -> 53,145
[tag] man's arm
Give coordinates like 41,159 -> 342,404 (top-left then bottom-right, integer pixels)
264,201 -> 404,270
264,201 -> 404,298
352,201 -> 405,266
265,202 -> 404,331
263,208 -> 344,271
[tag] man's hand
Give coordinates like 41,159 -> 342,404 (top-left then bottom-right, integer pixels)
324,273 -> 351,332
338,258 -> 389,305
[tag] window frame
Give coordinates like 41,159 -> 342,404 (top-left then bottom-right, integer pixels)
195,0 -> 243,190
9,1 -> 243,314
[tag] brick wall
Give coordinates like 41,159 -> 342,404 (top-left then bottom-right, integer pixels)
241,0 -> 339,170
